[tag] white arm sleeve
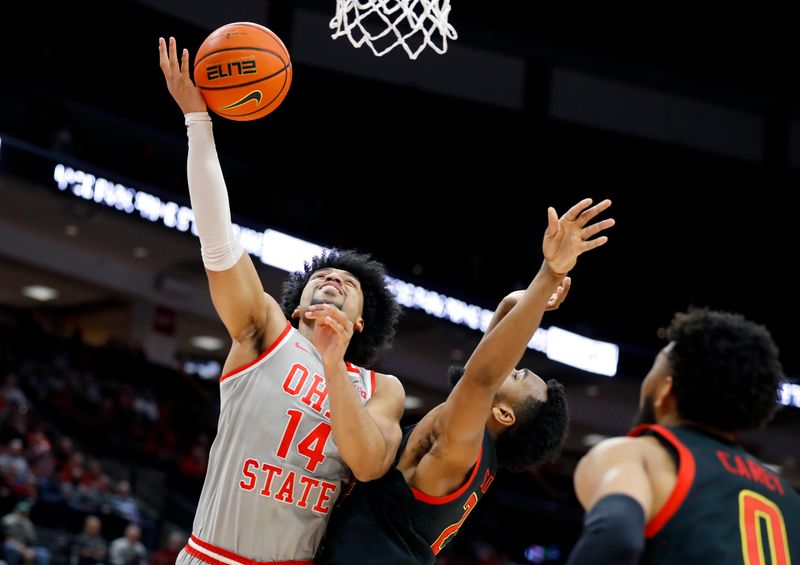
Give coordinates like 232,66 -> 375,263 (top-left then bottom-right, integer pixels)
185,111 -> 245,271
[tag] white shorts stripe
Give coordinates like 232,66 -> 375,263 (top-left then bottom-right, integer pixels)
187,538 -> 244,565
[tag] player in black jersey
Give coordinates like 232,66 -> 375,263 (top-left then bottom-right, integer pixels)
317,198 -> 615,564
567,308 -> 800,564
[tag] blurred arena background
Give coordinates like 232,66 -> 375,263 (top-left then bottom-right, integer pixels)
1,2 -> 798,564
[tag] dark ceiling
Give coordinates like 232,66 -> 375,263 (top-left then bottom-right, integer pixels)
2,1 -> 799,380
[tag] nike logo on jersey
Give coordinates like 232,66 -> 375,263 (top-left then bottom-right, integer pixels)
220,90 -> 262,110
295,342 -> 312,355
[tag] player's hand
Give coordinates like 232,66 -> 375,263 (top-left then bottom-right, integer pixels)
543,198 -> 614,275
304,304 -> 354,369
546,276 -> 571,311
159,36 -> 207,114
503,278 -> 571,312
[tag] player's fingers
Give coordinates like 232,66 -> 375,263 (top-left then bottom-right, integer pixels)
546,207 -> 559,237
304,306 -> 331,318
169,37 -> 180,74
580,217 -> 615,239
324,316 -> 347,336
563,198 -> 593,221
581,236 -> 609,252
559,276 -> 572,303
309,304 -> 349,323
158,37 -> 170,74
578,199 -> 612,226
181,48 -> 191,78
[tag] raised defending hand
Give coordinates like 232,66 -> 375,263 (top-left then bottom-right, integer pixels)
543,198 -> 614,275
546,276 -> 571,311
304,304 -> 354,369
502,279 -> 572,314
158,36 -> 207,115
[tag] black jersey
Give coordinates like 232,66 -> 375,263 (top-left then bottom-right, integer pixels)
629,424 -> 800,565
316,425 -> 497,564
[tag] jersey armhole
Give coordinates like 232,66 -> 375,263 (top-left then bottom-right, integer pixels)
629,424 -> 697,538
219,321 -> 293,383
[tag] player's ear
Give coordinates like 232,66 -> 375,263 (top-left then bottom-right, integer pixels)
491,401 -> 516,428
654,375 -> 674,410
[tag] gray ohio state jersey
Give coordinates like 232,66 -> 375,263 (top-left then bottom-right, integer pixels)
178,321 -> 377,564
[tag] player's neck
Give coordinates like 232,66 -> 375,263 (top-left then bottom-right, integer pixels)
659,414 -> 737,442
486,417 -> 504,439
298,320 -> 317,344
682,421 -> 737,443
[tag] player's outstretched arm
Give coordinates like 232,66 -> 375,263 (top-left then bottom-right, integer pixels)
421,199 -> 613,480
159,36 -> 285,349
484,277 -> 572,335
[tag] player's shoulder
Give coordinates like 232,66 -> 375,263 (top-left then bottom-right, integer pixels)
573,436 -> 657,506
578,436 -> 653,472
373,372 -> 405,399
374,372 -> 402,387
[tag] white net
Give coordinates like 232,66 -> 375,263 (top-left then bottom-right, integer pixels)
330,0 -> 458,60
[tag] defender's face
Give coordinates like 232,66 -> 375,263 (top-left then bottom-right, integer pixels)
634,342 -> 674,425
639,343 -> 673,408
497,368 -> 548,406
299,268 -> 365,323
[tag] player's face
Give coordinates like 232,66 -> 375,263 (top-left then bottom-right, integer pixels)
636,343 -> 674,425
497,368 -> 548,407
300,268 -> 365,324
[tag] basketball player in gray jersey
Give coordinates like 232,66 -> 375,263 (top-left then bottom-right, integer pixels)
159,37 -> 405,565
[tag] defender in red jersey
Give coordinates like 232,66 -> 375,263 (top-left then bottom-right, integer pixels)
568,309 -> 799,564
318,198 -> 614,564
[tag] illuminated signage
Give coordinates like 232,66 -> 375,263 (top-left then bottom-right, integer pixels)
51,161 -> 619,376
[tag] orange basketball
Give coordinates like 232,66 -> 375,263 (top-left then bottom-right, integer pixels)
193,22 -> 292,122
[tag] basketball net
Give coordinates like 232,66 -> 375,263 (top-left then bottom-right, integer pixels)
330,0 -> 457,60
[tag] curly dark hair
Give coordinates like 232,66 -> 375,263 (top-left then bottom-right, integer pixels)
666,308 -> 783,432
447,366 -> 570,472
280,249 -> 400,366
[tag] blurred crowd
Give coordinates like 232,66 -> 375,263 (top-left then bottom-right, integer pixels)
0,312 -> 215,565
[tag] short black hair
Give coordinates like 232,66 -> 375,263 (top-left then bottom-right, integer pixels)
667,308 -> 783,432
280,249 -> 400,366
447,366 -> 569,472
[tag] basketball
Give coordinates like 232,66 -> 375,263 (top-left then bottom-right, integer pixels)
193,22 -> 292,122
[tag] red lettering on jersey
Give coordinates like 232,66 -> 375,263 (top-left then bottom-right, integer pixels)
716,450 -> 785,496
297,476 -> 320,508
313,481 -> 338,514
772,473 -> 785,495
749,460 -> 784,494
238,458 -> 340,515
734,455 -> 752,480
282,364 -> 370,420
748,460 -> 769,490
431,492 -> 479,554
717,450 -> 737,475
301,374 -> 328,413
479,469 -> 495,494
275,470 -> 296,504
283,363 -> 309,395
260,463 -> 283,497
239,458 -> 259,491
